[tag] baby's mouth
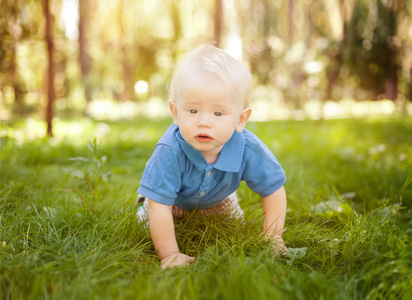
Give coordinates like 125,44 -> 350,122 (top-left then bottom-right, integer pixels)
195,134 -> 213,143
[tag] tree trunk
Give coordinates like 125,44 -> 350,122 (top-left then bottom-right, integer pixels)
320,0 -> 349,120
386,67 -> 398,101
79,0 -> 92,103
44,0 -> 55,136
171,1 -> 182,42
288,0 -> 294,43
214,0 -> 223,47
3,0 -> 26,114
117,0 -> 134,101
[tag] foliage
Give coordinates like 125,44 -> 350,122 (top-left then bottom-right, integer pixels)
69,139 -> 112,211
1,117 -> 411,299
344,0 -> 399,98
1,0 -> 411,123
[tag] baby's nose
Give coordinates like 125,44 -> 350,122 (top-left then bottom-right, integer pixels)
197,113 -> 212,127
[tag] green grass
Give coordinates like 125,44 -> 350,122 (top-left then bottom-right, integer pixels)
1,117 -> 411,300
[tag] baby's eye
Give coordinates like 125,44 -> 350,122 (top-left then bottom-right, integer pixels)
189,109 -> 198,114
214,112 -> 223,117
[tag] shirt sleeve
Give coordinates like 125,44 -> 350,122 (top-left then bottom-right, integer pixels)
137,144 -> 181,205
242,139 -> 286,198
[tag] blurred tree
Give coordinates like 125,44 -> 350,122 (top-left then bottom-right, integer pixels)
312,0 -> 354,103
79,0 -> 92,103
1,0 -> 410,124
244,0 -> 280,84
288,0 -> 294,43
323,2 -> 346,102
344,0 -> 402,100
214,0 -> 223,47
397,2 -> 412,103
117,0 -> 135,101
170,1 -> 182,43
0,0 -> 34,114
44,0 -> 55,136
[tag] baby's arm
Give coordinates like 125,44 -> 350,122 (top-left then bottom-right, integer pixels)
148,199 -> 195,269
262,186 -> 288,256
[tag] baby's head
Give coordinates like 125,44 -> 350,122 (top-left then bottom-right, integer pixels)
167,44 -> 253,163
168,44 -> 252,109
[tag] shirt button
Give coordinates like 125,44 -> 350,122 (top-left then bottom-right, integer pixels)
207,171 -> 212,176
199,191 -> 206,196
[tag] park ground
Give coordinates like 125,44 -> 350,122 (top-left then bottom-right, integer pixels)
1,116 -> 411,299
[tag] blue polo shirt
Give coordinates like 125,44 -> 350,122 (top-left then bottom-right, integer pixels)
137,124 -> 286,209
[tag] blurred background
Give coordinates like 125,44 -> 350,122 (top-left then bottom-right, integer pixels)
1,0 -> 411,136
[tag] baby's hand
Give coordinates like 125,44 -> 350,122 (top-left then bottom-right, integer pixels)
160,252 -> 195,269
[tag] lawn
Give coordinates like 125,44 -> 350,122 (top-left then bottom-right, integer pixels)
1,116 -> 411,299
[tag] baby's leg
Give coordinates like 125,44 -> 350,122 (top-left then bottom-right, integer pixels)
137,191 -> 245,221
136,194 -> 149,223
136,195 -> 190,223
197,191 -> 244,219
226,191 -> 244,218
171,205 -> 190,219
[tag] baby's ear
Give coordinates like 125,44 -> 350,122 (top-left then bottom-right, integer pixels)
168,99 -> 179,126
236,107 -> 252,132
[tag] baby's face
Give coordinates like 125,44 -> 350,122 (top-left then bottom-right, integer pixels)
169,72 -> 250,164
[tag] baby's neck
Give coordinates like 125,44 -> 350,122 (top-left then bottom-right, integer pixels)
201,152 -> 220,165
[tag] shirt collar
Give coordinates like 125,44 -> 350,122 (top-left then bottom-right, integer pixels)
175,128 -> 245,172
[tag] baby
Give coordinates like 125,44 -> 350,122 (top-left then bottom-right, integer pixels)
137,44 -> 287,269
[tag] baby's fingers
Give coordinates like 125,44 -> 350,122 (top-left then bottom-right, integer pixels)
270,235 -> 288,257
161,253 -> 195,269
187,255 -> 195,263
272,243 -> 288,257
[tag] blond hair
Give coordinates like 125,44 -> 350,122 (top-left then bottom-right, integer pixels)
168,44 -> 252,107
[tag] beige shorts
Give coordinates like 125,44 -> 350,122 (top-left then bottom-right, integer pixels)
136,191 -> 244,222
